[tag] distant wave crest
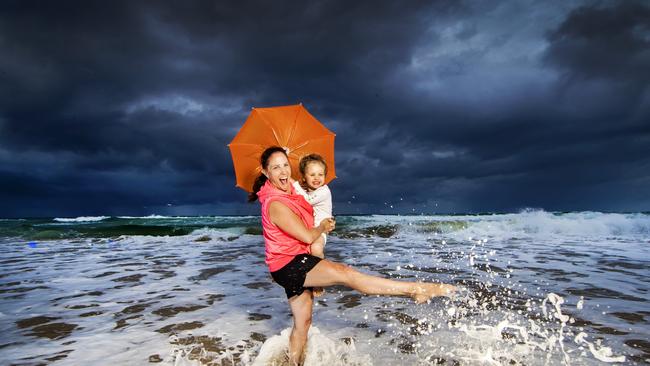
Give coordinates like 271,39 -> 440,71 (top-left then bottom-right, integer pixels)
117,215 -> 175,219
53,216 -> 110,223
451,210 -> 650,240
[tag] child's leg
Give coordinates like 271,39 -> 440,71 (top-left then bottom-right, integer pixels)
310,234 -> 326,259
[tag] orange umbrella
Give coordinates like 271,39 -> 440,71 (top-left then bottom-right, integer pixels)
228,104 -> 336,192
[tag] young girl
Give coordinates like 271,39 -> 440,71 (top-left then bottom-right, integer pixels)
292,154 -> 332,259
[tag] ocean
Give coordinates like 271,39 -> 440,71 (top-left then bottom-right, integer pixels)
0,210 -> 648,365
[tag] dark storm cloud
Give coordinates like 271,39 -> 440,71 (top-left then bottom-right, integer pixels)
339,0 -> 650,212
544,1 -> 650,83
0,0 -> 648,217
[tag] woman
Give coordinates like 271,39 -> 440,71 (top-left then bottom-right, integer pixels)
249,146 -> 455,365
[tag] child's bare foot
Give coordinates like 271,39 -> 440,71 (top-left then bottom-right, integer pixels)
313,287 -> 325,297
411,283 -> 456,304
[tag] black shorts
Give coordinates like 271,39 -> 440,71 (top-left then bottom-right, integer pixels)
270,254 -> 322,299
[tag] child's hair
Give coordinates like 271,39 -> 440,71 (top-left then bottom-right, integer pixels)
299,153 -> 328,176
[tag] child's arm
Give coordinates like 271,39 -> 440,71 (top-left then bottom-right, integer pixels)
292,180 -> 309,200
308,185 -> 332,206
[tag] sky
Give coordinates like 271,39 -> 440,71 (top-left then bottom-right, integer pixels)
0,0 -> 649,217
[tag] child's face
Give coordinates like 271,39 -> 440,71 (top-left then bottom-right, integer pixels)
303,162 -> 325,190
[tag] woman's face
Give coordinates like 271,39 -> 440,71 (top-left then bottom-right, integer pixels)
263,152 -> 292,193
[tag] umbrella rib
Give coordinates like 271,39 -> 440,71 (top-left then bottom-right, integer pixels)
291,141 -> 309,153
290,135 -> 334,154
287,106 -> 301,150
255,110 -> 283,146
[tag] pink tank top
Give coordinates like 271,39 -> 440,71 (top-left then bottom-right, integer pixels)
258,180 -> 315,272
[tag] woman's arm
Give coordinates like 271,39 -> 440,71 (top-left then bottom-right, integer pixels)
268,201 -> 334,244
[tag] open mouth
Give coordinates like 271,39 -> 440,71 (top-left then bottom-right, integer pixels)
279,178 -> 288,185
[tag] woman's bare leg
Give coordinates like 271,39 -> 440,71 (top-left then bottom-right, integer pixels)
288,290 -> 313,365
304,260 -> 455,303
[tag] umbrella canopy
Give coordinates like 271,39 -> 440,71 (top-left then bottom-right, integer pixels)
228,104 -> 336,192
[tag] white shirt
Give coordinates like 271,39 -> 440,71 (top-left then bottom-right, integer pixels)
292,182 -> 332,227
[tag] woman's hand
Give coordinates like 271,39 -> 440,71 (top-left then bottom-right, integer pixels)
319,218 -> 336,233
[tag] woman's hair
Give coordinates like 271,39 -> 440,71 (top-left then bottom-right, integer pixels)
299,153 -> 328,176
248,146 -> 288,202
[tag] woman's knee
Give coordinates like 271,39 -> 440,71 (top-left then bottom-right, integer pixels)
329,262 -> 356,285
